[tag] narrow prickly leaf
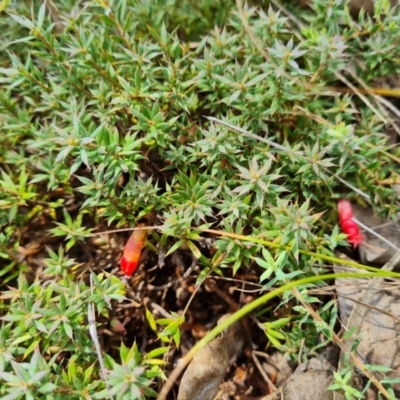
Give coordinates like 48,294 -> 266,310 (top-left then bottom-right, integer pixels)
120,225 -> 147,276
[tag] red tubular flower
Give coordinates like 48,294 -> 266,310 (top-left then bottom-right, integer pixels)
120,225 -> 147,277
337,200 -> 363,248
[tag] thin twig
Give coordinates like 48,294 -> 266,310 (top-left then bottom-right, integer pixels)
149,302 -> 174,319
338,294 -> 400,323
345,69 -> 400,136
147,257 -> 198,291
252,351 -> 278,393
352,217 -> 400,253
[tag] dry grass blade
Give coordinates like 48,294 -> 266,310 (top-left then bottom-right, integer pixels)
206,116 -> 301,154
327,86 -> 400,98
88,274 -> 114,400
344,68 -> 400,136
353,217 -> 400,253
251,351 -> 277,393
44,0 -> 65,34
207,116 -> 370,199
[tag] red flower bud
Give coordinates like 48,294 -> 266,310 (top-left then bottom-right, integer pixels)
120,225 -> 146,276
337,200 -> 363,248
110,318 -> 126,334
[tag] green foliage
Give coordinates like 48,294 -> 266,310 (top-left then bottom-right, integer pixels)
146,308 -> 184,347
0,271 -> 126,399
98,343 -> 159,400
1,0 -> 400,397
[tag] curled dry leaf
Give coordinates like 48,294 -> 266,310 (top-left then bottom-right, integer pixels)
177,314 -> 244,400
261,357 -> 344,400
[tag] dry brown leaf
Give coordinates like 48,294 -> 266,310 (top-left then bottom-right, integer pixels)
177,314 -> 244,400
352,205 -> 400,266
279,357 -> 344,400
336,253 -> 400,396
261,351 -> 293,388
